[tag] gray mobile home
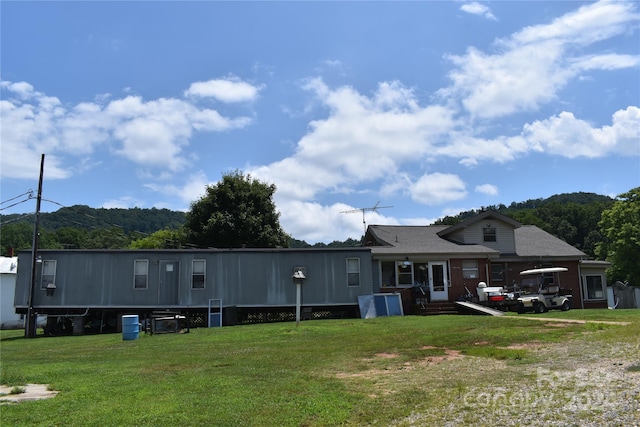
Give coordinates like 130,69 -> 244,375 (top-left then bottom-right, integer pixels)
14,248 -> 373,334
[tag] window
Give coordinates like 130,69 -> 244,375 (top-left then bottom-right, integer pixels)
491,263 -> 504,282
395,261 -> 413,286
134,259 -> 148,289
192,260 -> 206,289
40,260 -> 56,289
462,260 -> 478,279
584,275 -> 605,300
483,226 -> 496,242
346,258 -> 360,287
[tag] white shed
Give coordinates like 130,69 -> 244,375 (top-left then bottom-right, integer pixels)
0,257 -> 22,329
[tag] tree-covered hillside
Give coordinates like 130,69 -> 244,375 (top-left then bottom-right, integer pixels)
1,205 -> 185,234
0,191 -> 617,258
2,189 -> 635,286
0,206 -> 186,253
433,192 -> 615,257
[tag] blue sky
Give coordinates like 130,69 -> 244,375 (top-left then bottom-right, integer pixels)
1,1 -> 639,243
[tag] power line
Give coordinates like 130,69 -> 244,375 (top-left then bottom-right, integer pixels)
0,197 -> 33,211
0,190 -> 34,205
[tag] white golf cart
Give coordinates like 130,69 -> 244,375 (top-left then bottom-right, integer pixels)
516,267 -> 573,314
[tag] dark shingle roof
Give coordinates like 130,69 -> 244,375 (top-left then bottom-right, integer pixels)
514,226 -> 586,257
366,223 -> 586,258
367,225 -> 499,256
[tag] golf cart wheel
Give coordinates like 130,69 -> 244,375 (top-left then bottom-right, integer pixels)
561,300 -> 571,311
516,303 -> 525,314
533,302 -> 545,314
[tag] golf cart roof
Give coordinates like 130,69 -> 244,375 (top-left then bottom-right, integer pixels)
520,267 -> 568,276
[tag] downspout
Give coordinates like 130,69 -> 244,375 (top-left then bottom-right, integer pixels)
578,261 -> 584,310
485,257 -> 491,286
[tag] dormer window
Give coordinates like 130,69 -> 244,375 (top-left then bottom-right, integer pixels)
483,225 -> 496,242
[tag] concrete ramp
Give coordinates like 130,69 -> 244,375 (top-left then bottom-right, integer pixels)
455,301 -> 505,316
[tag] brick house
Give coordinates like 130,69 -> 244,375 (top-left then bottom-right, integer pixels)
363,210 -> 609,313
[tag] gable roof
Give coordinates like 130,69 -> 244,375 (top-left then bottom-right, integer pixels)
365,223 -> 587,259
514,226 -> 586,257
366,225 -> 500,256
437,210 -> 521,238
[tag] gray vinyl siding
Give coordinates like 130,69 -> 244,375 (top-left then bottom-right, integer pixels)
463,222 -> 516,254
15,248 -> 373,310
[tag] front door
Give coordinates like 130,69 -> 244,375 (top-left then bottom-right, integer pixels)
158,261 -> 179,305
429,261 -> 448,301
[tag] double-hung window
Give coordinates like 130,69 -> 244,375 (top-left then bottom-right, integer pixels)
134,259 -> 148,289
462,260 -> 478,279
192,260 -> 206,289
347,258 -> 360,287
483,226 -> 496,242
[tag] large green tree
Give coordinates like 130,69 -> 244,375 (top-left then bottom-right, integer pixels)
184,171 -> 289,248
129,228 -> 186,249
596,187 -> 640,285
0,222 -> 34,255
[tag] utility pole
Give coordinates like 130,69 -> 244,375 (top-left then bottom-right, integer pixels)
26,154 -> 45,338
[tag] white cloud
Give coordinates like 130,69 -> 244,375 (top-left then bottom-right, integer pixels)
435,133 -> 530,164
441,0 -> 639,119
276,200 -> 400,243
0,92 -> 70,180
252,64 -> 637,232
523,106 -> 640,158
570,54 -> 640,71
400,216 -> 439,226
144,171 -> 211,208
410,173 -> 468,205
475,183 -> 498,196
3,0 -> 637,245
184,77 -> 261,102
460,2 -> 496,21
1,80 -> 36,99
251,78 -> 456,202
60,102 -> 114,154
508,1 -> 639,47
443,43 -> 572,118
0,80 -> 254,180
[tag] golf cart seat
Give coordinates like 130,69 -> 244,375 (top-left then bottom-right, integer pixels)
544,285 -> 559,295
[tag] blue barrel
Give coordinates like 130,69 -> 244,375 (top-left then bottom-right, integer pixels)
122,315 -> 140,340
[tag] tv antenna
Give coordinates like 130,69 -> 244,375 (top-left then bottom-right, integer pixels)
341,201 -> 393,234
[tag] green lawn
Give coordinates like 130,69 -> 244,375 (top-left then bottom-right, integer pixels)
2,310 -> 639,426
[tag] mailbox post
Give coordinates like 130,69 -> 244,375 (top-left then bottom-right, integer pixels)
292,270 -> 306,327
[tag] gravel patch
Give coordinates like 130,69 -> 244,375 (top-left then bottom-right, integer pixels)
389,339 -> 640,427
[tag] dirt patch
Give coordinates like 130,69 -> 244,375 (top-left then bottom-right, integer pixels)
336,346 -> 465,381
503,341 -> 543,350
419,347 -> 463,363
544,322 -> 572,328
0,384 -> 58,404
376,352 -> 399,359
512,316 -> 631,326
